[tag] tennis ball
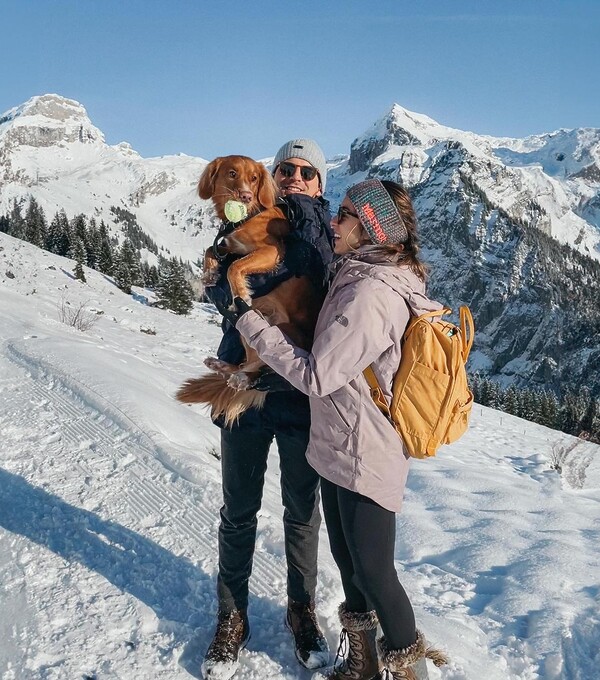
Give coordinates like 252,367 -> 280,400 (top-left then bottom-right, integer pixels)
224,200 -> 248,223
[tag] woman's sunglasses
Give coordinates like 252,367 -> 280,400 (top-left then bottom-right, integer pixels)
277,161 -> 319,182
337,205 -> 359,222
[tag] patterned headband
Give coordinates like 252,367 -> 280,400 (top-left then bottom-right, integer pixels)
346,179 -> 408,245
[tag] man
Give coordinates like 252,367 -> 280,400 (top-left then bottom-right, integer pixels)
202,140 -> 334,679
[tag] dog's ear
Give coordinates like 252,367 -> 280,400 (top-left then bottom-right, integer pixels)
256,163 -> 278,208
198,157 -> 223,199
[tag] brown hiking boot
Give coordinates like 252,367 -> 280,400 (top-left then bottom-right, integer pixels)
377,630 -> 448,680
286,599 -> 329,669
201,609 -> 250,680
312,603 -> 380,680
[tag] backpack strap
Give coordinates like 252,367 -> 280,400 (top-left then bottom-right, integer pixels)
363,365 -> 393,422
459,306 -> 474,361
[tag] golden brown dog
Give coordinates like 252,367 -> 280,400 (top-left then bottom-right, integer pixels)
176,155 -> 324,424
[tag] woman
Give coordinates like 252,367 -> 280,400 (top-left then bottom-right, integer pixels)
232,179 -> 448,679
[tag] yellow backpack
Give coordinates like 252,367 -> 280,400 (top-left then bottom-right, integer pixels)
364,307 -> 474,459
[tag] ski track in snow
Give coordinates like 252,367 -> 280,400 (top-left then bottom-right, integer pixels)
0,340 -> 323,679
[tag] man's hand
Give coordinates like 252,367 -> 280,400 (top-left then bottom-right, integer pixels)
213,296 -> 252,327
249,368 -> 294,393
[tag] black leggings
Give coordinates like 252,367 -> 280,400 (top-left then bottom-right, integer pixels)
320,478 -> 416,650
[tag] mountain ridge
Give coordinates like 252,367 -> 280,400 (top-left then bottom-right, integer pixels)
2,93 -> 600,396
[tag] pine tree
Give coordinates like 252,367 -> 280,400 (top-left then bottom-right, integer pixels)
478,376 -> 492,407
46,212 -> 64,254
86,217 -> 101,269
98,221 -> 114,275
520,389 -> 538,422
9,201 -> 26,240
0,214 -> 11,234
502,385 -> 519,416
147,264 -> 160,289
560,390 -> 585,436
72,236 -> 87,283
156,257 -> 194,315
469,373 -> 481,403
118,239 -> 143,286
579,392 -> 599,440
24,198 -> 47,248
70,214 -> 87,255
539,390 -> 560,429
56,210 -> 72,257
488,381 -> 502,410
113,255 -> 132,294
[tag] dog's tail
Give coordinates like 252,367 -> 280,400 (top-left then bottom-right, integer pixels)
176,373 -> 267,426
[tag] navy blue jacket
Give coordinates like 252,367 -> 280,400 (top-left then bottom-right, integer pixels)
204,194 -> 333,431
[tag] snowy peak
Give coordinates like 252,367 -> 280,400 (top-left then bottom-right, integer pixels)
349,104 -> 423,173
348,103 -> 492,174
0,93 -> 104,148
15,94 -> 91,124
333,102 -> 600,256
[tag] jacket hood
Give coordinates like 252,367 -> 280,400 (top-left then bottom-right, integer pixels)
330,246 -> 443,317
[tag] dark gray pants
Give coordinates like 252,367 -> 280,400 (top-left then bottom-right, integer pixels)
217,425 -> 321,613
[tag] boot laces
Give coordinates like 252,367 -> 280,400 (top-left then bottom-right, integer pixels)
333,628 -> 367,672
333,628 -> 349,668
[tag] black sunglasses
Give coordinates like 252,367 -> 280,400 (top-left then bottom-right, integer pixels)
277,161 -> 319,182
337,205 -> 359,222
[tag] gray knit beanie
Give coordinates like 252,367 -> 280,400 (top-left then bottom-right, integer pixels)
272,138 -> 327,192
347,179 -> 408,244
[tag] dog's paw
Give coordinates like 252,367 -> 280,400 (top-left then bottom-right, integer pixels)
204,357 -> 228,372
227,372 -> 252,391
228,295 -> 252,310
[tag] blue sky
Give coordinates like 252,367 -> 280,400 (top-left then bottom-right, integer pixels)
2,0 -> 599,160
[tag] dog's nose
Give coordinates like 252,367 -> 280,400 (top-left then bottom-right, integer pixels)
238,191 -> 253,204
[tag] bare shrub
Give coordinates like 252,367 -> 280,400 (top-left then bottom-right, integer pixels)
549,439 -> 581,474
58,298 -> 100,332
207,445 -> 221,460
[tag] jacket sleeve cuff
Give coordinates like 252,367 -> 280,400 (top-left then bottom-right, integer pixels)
236,310 -> 271,342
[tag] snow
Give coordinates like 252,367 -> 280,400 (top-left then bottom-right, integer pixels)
1,233 -> 600,679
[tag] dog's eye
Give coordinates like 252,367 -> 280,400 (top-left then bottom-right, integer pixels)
251,175 -> 258,183
229,170 -> 237,178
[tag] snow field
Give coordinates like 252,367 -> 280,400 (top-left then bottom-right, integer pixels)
1,232 -> 599,679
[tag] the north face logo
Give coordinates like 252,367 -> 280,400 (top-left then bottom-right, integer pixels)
335,314 -> 349,327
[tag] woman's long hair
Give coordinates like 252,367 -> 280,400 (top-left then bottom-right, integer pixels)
368,181 -> 428,281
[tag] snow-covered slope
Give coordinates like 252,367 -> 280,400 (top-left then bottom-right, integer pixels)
1,232 -> 599,679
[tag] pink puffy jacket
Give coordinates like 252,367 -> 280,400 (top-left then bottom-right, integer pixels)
236,248 -> 442,512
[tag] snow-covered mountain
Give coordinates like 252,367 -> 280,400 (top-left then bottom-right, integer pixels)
326,106 -> 600,396
327,104 -> 600,257
1,231 -> 599,679
2,94 -> 600,395
0,94 -> 215,262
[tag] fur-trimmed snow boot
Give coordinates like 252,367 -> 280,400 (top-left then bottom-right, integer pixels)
312,602 -> 380,680
377,630 -> 448,680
